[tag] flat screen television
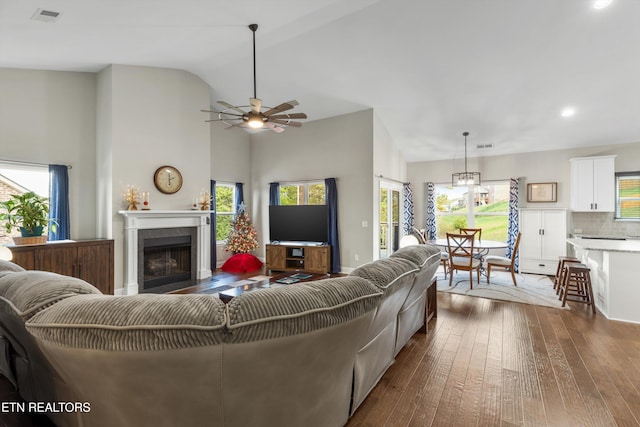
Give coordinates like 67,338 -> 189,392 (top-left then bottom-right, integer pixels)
269,205 -> 329,243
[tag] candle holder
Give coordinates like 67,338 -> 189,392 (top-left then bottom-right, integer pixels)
141,192 -> 150,210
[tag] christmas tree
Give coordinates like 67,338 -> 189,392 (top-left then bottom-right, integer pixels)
225,205 -> 259,254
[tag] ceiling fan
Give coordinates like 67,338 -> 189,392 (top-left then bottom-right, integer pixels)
201,24 -> 307,133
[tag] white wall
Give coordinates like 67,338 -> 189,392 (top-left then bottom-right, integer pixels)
250,109 -> 374,270
373,113 -> 408,259
210,118 -> 252,266
0,68 -> 97,240
97,65 -> 211,293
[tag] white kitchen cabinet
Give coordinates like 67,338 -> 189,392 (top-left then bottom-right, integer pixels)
570,155 -> 615,212
518,208 -> 567,275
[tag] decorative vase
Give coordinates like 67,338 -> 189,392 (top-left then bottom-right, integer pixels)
14,226 -> 47,245
20,226 -> 44,237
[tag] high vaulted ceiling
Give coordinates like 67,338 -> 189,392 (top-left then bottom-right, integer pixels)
1,0 -> 639,161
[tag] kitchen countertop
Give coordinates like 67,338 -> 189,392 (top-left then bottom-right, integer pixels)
567,237 -> 640,253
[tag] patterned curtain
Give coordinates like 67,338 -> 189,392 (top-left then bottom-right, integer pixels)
505,178 -> 519,271
425,182 -> 437,240
403,182 -> 414,234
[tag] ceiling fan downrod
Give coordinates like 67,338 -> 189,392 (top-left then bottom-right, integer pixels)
249,24 -> 258,100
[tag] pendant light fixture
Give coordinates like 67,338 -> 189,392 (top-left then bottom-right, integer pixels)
452,131 -> 481,186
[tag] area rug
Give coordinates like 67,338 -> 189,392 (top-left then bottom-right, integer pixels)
436,270 -> 569,310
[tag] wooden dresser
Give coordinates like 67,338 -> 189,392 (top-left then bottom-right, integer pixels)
8,239 -> 114,295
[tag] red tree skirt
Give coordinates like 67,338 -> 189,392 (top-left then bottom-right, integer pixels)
221,253 -> 263,273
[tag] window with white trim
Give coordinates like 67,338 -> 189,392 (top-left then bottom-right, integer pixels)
615,172 -> 640,220
215,183 -> 236,243
435,181 -> 510,241
279,181 -> 325,206
0,163 -> 50,245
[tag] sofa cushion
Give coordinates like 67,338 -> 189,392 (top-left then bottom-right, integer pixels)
26,294 -> 227,351
0,271 -> 101,320
350,257 -> 418,292
0,260 -> 25,273
389,244 -> 441,269
225,277 -> 382,343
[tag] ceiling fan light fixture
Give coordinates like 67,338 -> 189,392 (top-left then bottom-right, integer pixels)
201,24 -> 307,133
247,115 -> 265,129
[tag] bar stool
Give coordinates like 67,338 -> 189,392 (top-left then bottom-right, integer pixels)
558,263 -> 596,313
553,256 -> 580,294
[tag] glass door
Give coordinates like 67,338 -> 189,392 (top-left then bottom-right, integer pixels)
379,182 -> 401,259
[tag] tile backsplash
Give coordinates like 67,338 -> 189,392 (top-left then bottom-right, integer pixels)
571,212 -> 640,237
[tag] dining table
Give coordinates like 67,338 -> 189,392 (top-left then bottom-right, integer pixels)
427,238 -> 508,254
427,238 -> 509,274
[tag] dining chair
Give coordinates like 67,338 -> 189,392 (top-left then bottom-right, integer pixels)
459,228 -> 483,259
485,232 -> 522,286
459,228 -> 482,241
399,234 -> 420,248
440,251 -> 449,279
446,232 -> 481,289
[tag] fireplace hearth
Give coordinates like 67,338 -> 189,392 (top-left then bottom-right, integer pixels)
138,227 -> 197,293
119,210 -> 213,295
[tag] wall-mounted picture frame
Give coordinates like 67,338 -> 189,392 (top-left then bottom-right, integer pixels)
527,182 -> 557,202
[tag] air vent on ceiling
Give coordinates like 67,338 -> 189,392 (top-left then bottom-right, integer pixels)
31,8 -> 62,23
476,144 -> 494,149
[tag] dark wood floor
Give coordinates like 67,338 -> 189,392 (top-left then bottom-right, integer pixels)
3,270 -> 640,426
347,290 -> 640,427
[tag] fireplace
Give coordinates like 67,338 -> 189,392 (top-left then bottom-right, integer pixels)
119,210 -> 212,295
137,227 -> 197,293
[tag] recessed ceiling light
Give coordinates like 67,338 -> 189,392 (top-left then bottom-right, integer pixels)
561,107 -> 576,118
593,0 -> 613,9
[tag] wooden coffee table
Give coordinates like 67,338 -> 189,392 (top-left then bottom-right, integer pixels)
218,272 -> 330,303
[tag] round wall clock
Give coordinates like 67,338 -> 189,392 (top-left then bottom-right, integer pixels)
153,165 -> 183,194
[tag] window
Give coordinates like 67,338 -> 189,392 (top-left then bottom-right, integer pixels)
0,163 -> 50,245
279,182 -> 325,206
615,172 -> 640,220
214,183 -> 235,243
435,181 -> 510,241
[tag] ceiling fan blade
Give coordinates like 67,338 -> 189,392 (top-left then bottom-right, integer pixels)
263,100 -> 299,117
224,122 -> 246,130
265,122 -> 285,133
269,113 -> 307,120
205,118 -> 243,122
217,101 -> 248,116
269,119 -> 302,128
201,109 -> 245,118
250,98 -> 262,113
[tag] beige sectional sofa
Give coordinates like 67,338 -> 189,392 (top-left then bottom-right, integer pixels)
0,244 -> 440,427
349,244 -> 440,413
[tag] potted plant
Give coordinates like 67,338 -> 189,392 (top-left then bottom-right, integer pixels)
0,191 -> 58,245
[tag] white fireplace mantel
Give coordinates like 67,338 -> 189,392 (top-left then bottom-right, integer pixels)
118,210 -> 213,295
